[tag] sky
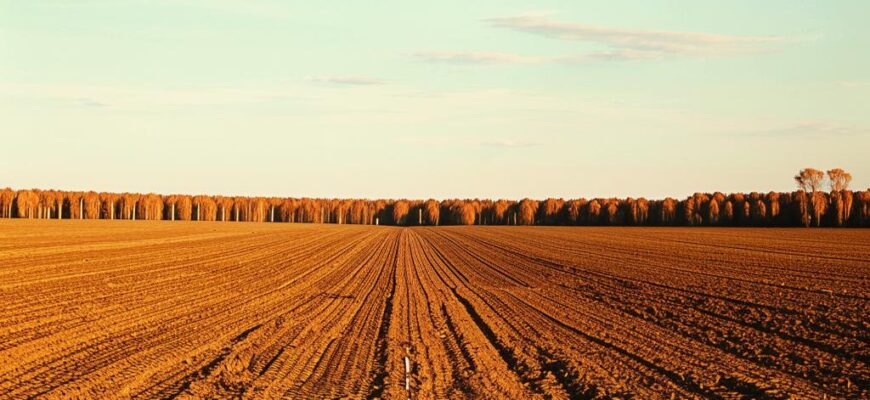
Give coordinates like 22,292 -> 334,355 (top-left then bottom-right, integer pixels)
1,0 -> 868,200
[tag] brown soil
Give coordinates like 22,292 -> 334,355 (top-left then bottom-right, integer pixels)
0,220 -> 867,399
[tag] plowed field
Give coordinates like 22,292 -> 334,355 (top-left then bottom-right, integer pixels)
1,220 -> 867,399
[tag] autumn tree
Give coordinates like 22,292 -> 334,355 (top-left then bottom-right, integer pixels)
537,198 -> 563,225
472,199 -> 484,225
683,198 -> 695,226
423,199 -> 440,225
766,192 -> 781,225
217,196 -> 235,222
233,197 -> 248,222
392,200 -> 410,226
841,190 -> 854,224
586,199 -> 602,225
490,200 -> 511,225
794,191 -> 811,227
751,200 -> 767,225
517,199 -> 537,225
446,201 -> 476,225
810,191 -> 828,227
794,168 -> 825,193
629,198 -> 649,225
139,194 -> 164,220
121,193 -> 139,220
859,190 -> 870,226
15,190 -> 37,218
707,198 -> 720,225
604,200 -> 620,225
249,197 -> 268,222
175,195 -> 193,221
67,192 -> 83,219
689,193 -> 708,226
164,195 -> 178,221
0,188 -> 14,218
280,199 -> 297,223
100,192 -> 118,220
38,190 -> 57,219
82,191 -> 101,219
722,201 -> 734,226
564,199 -> 585,225
268,198 -> 283,222
193,195 -> 217,221
659,198 -> 677,225
830,191 -> 846,227
351,200 -> 368,225
826,168 -> 852,192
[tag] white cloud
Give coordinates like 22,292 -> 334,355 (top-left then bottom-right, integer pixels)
484,14 -> 780,57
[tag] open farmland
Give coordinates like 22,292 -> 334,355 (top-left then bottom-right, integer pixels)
0,221 -> 867,399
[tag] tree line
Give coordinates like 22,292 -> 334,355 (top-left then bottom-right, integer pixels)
2,168 -> 867,227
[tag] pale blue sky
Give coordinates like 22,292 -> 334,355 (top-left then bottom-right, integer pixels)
1,1 -> 867,199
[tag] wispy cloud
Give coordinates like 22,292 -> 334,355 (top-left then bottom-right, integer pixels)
484,14 -> 780,58
306,76 -> 386,86
414,14 -> 774,66
745,121 -> 867,138
412,49 -> 658,66
411,51 -> 543,65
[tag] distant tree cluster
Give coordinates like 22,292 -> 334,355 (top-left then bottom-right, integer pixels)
2,168 -> 867,227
